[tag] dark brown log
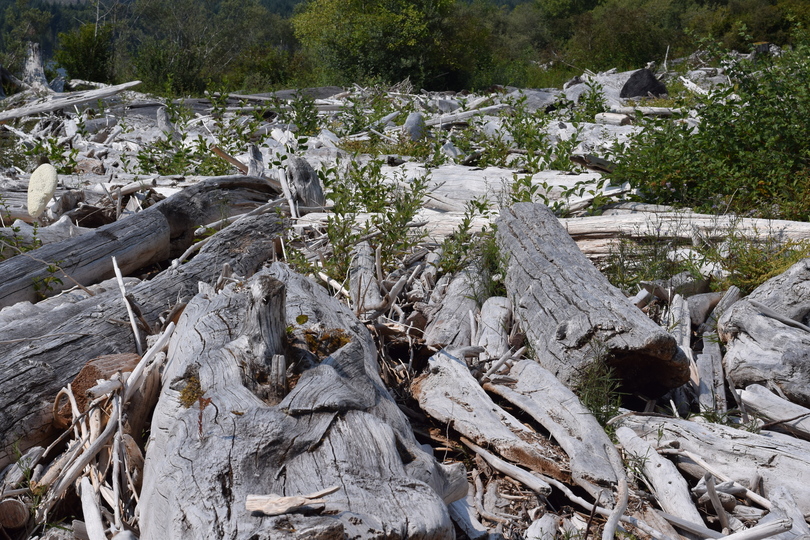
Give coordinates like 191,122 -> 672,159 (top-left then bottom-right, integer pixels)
496,203 -> 689,395
0,498 -> 28,529
0,176 -> 278,308
0,211 -> 285,469
139,263 -> 465,539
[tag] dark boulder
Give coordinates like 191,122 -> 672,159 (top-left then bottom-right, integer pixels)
620,68 -> 667,99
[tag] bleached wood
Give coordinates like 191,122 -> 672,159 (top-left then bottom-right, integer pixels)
758,486 -> 810,540
139,263 -> 465,539
413,350 -> 567,480
461,439 -> 551,495
484,360 -> 617,500
668,294 -> 697,385
615,427 -> 704,527
475,296 -> 511,359
80,477 -> 106,540
718,299 -> 810,407
745,258 -> 810,324
497,203 -> 689,395
618,414 -> 810,514
448,487 -> 489,540
349,241 -> 383,316
740,384 -> 810,440
701,285 -> 742,333
525,513 -> 558,540
245,486 -> 340,516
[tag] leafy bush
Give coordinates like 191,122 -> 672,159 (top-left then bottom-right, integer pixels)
55,22 -> 115,83
611,31 -> 810,221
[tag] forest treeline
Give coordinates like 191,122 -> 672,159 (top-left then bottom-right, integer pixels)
0,0 -> 808,95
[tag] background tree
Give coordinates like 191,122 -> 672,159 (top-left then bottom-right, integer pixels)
0,0 -> 51,74
55,22 -> 114,83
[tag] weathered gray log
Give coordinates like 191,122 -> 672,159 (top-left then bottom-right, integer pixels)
718,299 -> 810,407
745,258 -> 810,324
139,263 -> 465,539
0,176 -> 277,308
484,360 -> 618,500
700,286 -> 741,334
423,269 -> 476,349
0,211 -> 285,469
688,292 -> 723,327
0,216 -> 93,257
0,80 -> 142,122
618,414 -> 810,514
740,384 -> 810,440
497,203 -> 689,395
757,486 -> 810,540
615,426 -> 704,527
413,350 -> 568,482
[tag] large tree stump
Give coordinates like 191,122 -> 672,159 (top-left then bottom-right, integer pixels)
496,203 -> 689,395
0,211 -> 285,468
139,263 -> 465,539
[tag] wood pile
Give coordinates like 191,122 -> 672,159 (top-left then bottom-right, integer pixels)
3,59 -> 810,540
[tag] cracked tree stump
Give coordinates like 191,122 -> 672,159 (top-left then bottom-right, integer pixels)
138,263 -> 466,540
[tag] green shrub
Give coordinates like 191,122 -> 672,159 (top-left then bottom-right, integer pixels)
611,29 -> 810,221
55,22 -> 115,83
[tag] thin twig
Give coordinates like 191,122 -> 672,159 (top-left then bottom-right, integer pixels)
112,256 -> 142,355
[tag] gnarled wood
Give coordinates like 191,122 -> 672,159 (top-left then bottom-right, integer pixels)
497,203 -> 689,395
139,263 -> 465,539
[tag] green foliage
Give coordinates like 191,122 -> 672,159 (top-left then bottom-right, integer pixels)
574,343 -> 623,434
54,22 -> 114,83
611,32 -> 810,221
293,157 -> 429,283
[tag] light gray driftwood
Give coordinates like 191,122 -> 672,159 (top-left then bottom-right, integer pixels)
412,350 -> 568,482
475,296 -> 511,359
483,359 -> 618,500
0,80 -> 143,122
139,263 -> 465,539
0,212 -> 285,469
718,298 -> 810,407
696,333 -> 726,414
349,241 -> 383,316
740,384 -> 810,441
497,203 -> 689,395
287,156 -> 326,207
615,426 -> 704,528
0,176 -> 278,308
423,269 -> 477,349
618,414 -> 810,515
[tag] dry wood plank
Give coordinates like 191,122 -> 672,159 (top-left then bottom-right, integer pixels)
618,414 -> 810,515
412,350 -> 568,481
497,203 -> 689,395
139,263 -> 465,539
484,359 -> 618,501
696,333 -> 726,414
0,211 -> 286,469
0,81 -> 142,122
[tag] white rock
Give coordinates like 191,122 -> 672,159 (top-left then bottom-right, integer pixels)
27,163 -> 58,218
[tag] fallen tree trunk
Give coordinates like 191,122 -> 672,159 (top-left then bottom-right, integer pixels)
0,80 -> 143,122
497,203 -> 689,395
0,176 -> 277,308
0,211 -> 285,468
139,263 -> 465,539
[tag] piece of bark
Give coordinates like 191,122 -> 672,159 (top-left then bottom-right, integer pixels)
718,299 -> 810,406
615,426 -> 704,528
413,350 -> 568,481
139,263 -> 464,539
0,80 -> 142,122
484,360 -> 617,500
0,175 -> 277,308
476,296 -> 511,359
618,414 -> 810,514
349,241 -> 383,316
423,269 -> 477,349
0,211 -> 285,469
497,203 -> 689,395
696,333 -> 727,414
740,384 -> 810,440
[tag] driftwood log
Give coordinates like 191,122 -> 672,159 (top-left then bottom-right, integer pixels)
497,203 -> 689,395
139,263 -> 466,539
0,209 -> 285,468
0,175 -> 278,308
